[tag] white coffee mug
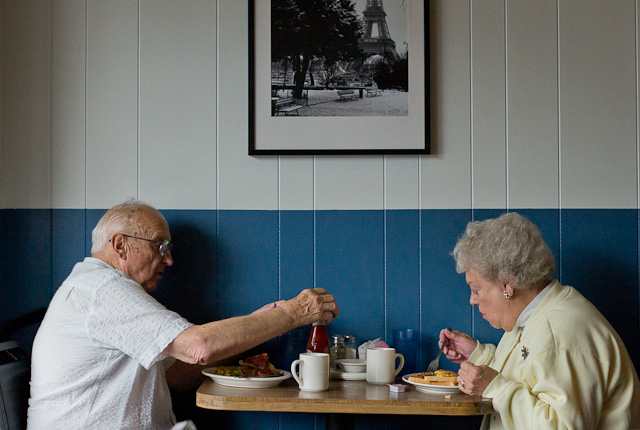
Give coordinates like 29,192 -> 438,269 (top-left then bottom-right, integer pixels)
291,353 -> 330,392
366,347 -> 404,385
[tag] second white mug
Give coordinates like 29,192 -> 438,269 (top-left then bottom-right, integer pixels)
291,353 -> 330,392
366,347 -> 404,385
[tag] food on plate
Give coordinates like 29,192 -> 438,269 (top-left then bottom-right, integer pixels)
408,369 -> 458,386
213,353 -> 283,377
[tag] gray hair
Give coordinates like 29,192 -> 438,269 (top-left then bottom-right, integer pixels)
452,212 -> 555,291
90,198 -> 160,254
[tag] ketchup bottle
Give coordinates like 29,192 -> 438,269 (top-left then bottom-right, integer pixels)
307,322 -> 330,354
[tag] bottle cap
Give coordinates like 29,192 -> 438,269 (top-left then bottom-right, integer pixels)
312,321 -> 326,326
332,335 -> 344,343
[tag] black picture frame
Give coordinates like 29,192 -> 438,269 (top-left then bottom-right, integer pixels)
249,0 -> 430,155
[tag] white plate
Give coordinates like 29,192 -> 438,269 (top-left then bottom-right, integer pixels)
202,368 -> 291,389
330,369 -> 366,380
401,374 -> 460,394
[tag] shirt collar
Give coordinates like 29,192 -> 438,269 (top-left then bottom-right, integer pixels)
515,281 -> 553,329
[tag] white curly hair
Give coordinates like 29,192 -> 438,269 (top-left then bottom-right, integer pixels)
452,212 -> 555,291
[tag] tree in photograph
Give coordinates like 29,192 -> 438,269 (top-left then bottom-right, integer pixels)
391,47 -> 408,91
272,0 -> 363,98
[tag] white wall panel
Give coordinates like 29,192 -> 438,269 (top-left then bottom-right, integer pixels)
85,0 -> 138,209
51,1 -> 86,209
280,157 -> 314,210
471,0 -> 506,209
559,0 -> 637,209
315,156 -> 384,210
385,156 -> 419,209
421,0 -> 471,210
139,0 -> 217,210
4,1 -> 640,212
217,0 -> 278,210
506,0 -> 558,209
0,0 -> 51,208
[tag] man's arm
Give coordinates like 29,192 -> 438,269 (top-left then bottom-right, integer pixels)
162,288 -> 338,367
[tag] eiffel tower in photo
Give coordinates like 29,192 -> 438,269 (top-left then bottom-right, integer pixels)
358,0 -> 400,62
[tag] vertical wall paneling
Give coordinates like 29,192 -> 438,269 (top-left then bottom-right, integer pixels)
139,0 -> 217,210
153,210 -> 218,325
315,211 -> 385,341
0,210 -> 52,326
558,0 -> 637,209
51,209 -> 86,293
384,156 -> 419,209
421,0 -> 471,209
315,156 -> 384,209
51,1 -> 87,209
385,210 -> 420,362
217,0 -> 278,210
215,210 -> 280,319
506,1 -> 559,209
561,209 -> 640,365
279,157 -> 314,210
0,1 -> 51,208
470,0 -> 506,209
85,0 -> 139,208
420,210 -> 473,370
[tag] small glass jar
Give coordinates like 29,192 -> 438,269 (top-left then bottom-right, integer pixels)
343,334 -> 357,359
330,334 -> 346,369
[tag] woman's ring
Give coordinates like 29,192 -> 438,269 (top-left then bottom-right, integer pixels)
461,380 -> 465,388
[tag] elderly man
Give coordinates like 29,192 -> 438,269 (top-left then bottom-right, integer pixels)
27,199 -> 339,430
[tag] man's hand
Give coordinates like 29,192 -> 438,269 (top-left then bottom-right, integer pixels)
457,361 -> 498,396
282,288 -> 340,325
440,328 -> 478,364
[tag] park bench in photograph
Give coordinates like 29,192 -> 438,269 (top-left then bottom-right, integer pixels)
337,89 -> 358,101
274,98 -> 303,116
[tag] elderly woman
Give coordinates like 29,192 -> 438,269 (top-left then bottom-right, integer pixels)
441,212 -> 639,430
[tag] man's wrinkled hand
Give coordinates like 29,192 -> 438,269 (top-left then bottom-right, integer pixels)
286,288 -> 340,325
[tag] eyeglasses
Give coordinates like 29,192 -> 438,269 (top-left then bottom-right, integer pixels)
122,234 -> 173,256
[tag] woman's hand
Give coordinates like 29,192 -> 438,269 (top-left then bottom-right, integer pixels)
457,361 -> 498,396
440,328 -> 477,364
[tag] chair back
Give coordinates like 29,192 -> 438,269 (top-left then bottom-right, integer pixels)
0,341 -> 30,430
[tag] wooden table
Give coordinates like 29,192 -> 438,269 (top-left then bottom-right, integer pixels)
196,378 -> 493,430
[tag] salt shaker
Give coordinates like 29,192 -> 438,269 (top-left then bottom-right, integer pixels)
330,335 -> 345,369
343,335 -> 357,359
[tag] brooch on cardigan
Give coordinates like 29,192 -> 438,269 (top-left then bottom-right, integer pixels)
521,346 -> 529,360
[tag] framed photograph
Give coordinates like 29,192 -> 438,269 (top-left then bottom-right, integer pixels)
249,0 -> 430,155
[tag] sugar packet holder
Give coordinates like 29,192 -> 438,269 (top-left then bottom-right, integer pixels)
357,338 -> 389,360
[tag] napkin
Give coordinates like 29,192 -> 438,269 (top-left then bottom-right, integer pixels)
357,338 -> 389,359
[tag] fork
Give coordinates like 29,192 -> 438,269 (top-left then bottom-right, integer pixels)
426,327 -> 452,374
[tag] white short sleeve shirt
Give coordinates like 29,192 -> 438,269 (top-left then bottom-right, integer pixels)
27,258 -> 194,430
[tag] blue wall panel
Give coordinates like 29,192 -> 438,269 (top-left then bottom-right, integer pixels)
315,210 -> 385,344
1,208 -> 639,430
385,210 -> 421,367
420,209 -> 472,372
154,210 -> 218,324
561,209 -> 639,365
0,210 -> 52,328
51,209 -> 86,292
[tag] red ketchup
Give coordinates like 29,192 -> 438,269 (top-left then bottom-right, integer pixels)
307,322 -> 330,354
